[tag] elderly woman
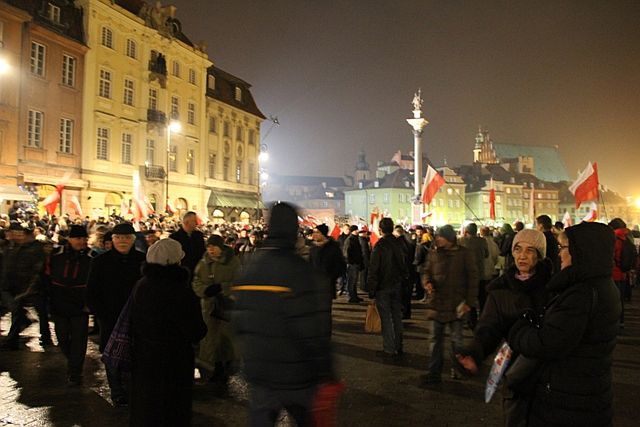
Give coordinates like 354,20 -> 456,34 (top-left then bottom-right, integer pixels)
456,229 -> 553,425
130,238 -> 207,427
192,234 -> 241,383
507,222 -> 621,427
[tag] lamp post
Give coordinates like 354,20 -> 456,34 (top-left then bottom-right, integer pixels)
165,120 -> 181,214
406,89 -> 429,224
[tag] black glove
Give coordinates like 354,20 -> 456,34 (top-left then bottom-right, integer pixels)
204,283 -> 222,297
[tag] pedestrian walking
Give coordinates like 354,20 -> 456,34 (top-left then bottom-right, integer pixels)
170,211 -> 206,276
343,225 -> 364,303
232,202 -> 333,426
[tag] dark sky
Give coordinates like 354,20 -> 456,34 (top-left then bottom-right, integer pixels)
169,0 -> 640,196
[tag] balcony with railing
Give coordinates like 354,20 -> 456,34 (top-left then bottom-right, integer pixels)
142,164 -> 166,181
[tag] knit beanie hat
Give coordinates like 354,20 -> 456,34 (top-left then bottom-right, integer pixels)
146,238 -> 184,266
206,234 -> 225,249
267,202 -> 299,243
315,223 -> 329,237
512,229 -> 547,258
435,225 -> 457,244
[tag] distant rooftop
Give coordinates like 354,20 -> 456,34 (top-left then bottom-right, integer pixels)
269,174 -> 348,188
493,143 -> 570,183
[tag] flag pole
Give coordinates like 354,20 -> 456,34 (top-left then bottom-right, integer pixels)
598,186 -> 609,223
443,181 -> 484,226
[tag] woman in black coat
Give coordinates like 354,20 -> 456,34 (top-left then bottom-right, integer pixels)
508,222 -> 621,427
129,239 -> 207,427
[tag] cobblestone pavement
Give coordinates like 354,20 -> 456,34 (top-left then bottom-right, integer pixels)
2,291 -> 640,427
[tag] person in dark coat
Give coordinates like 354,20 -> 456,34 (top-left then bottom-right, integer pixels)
45,225 -> 93,385
169,211 -> 206,276
536,214 -> 559,273
343,225 -> 364,303
392,225 -> 415,319
456,229 -> 551,426
309,224 -> 346,300
508,222 -> 621,427
232,202 -> 333,426
368,218 -> 409,356
87,222 -> 145,405
129,238 -> 207,427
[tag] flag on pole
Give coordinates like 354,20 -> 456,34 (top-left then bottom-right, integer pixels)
489,177 -> 496,220
582,202 -> 598,222
120,199 -> 130,216
42,185 -> 64,215
68,195 -> 83,216
369,213 -> 381,247
569,162 -> 599,208
421,165 -> 445,205
329,224 -> 341,240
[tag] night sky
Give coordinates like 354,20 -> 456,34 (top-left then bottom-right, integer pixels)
168,0 -> 640,196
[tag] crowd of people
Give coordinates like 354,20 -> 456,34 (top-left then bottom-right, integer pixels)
1,200 -> 638,426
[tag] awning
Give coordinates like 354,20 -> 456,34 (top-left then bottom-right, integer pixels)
208,191 -> 264,209
0,186 -> 33,202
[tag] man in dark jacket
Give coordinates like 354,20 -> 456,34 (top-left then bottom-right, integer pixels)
460,222 -> 488,328
421,225 -> 478,384
0,223 -> 47,350
536,214 -> 559,273
45,225 -> 93,385
169,211 -> 205,276
393,225 -> 415,319
343,225 -> 364,303
232,202 -> 333,425
309,224 -> 346,300
368,218 -> 408,357
87,222 -> 145,405
508,222 -> 621,427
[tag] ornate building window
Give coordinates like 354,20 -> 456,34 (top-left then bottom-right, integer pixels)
101,27 -> 113,49
187,102 -> 195,125
123,78 -> 135,106
171,96 -> 179,119
126,39 -> 137,59
96,127 -> 109,160
30,41 -> 46,76
99,69 -> 112,98
148,88 -> 158,110
121,133 -> 132,164
27,110 -> 43,148
188,68 -> 196,85
62,55 -> 76,86
47,3 -> 60,24
208,152 -> 216,178
209,116 -> 217,133
146,139 -> 155,165
172,60 -> 180,77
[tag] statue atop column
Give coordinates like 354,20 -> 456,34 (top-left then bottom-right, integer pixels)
412,88 -> 423,112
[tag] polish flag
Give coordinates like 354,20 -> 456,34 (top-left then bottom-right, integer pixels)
369,213 -> 381,247
562,211 -> 573,228
68,195 -> 83,216
166,201 -> 176,215
489,177 -> 496,220
421,165 -> 445,205
569,162 -> 599,208
120,199 -> 130,216
329,224 -> 341,240
143,196 -> 155,214
43,185 -> 64,215
582,203 -> 598,222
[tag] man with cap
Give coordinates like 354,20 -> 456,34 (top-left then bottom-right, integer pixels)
170,211 -> 206,277
87,222 -> 145,405
45,224 -> 93,385
420,224 -> 478,384
232,202 -> 333,425
343,224 -> 364,303
0,222 -> 48,350
309,223 -> 346,300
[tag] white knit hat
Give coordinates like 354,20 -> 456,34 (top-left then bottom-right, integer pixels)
146,238 -> 185,266
512,229 -> 547,258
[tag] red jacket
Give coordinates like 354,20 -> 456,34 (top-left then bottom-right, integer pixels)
612,228 -> 630,281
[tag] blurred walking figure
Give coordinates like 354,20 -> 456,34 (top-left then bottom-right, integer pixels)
192,234 -> 240,383
45,225 -> 93,385
368,218 -> 408,357
130,238 -> 207,427
232,202 -> 333,426
343,225 -> 364,303
420,225 -> 478,384
87,222 -> 145,406
309,224 -> 346,301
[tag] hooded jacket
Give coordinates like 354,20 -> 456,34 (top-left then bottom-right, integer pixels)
508,222 -> 621,427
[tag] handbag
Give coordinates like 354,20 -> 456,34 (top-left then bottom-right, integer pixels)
364,301 -> 381,333
101,295 -> 134,371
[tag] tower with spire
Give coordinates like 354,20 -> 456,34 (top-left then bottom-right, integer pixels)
354,149 -> 370,183
473,126 -> 497,164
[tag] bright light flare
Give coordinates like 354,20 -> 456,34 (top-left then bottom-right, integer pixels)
258,151 -> 269,162
0,58 -> 10,75
635,197 -> 640,209
168,121 -> 181,133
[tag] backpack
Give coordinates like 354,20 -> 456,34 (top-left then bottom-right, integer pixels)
619,238 -> 637,273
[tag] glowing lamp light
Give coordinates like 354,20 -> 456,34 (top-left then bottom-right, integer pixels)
169,121 -> 181,133
260,171 -> 269,182
635,197 -> 640,209
258,151 -> 269,162
0,58 -> 10,74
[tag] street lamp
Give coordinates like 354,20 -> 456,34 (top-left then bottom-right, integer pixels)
166,120 -> 181,214
0,57 -> 10,75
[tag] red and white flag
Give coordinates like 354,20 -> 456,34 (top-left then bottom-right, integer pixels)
42,185 -> 64,216
421,165 -> 445,205
369,213 -> 381,247
166,201 -> 176,215
68,195 -> 83,217
489,177 -> 496,220
569,162 -> 599,208
582,202 -> 598,222
120,199 -> 130,216
329,224 -> 341,240
528,183 -> 535,223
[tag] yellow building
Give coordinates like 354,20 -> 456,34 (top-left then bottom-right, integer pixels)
77,0 -> 213,217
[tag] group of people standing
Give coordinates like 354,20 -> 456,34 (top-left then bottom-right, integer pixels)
1,204 -> 637,426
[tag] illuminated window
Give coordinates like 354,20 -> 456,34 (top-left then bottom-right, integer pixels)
99,69 -> 112,98
121,133 -> 132,164
96,127 -> 109,160
187,102 -> 195,125
188,68 -> 196,84
27,110 -> 43,148
59,118 -> 73,153
47,3 -> 60,24
172,60 -> 180,77
123,78 -> 134,106
146,139 -> 155,165
148,88 -> 157,110
234,86 -> 242,102
207,74 -> 215,90
171,96 -> 179,119
126,39 -> 137,59
208,153 -> 216,178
